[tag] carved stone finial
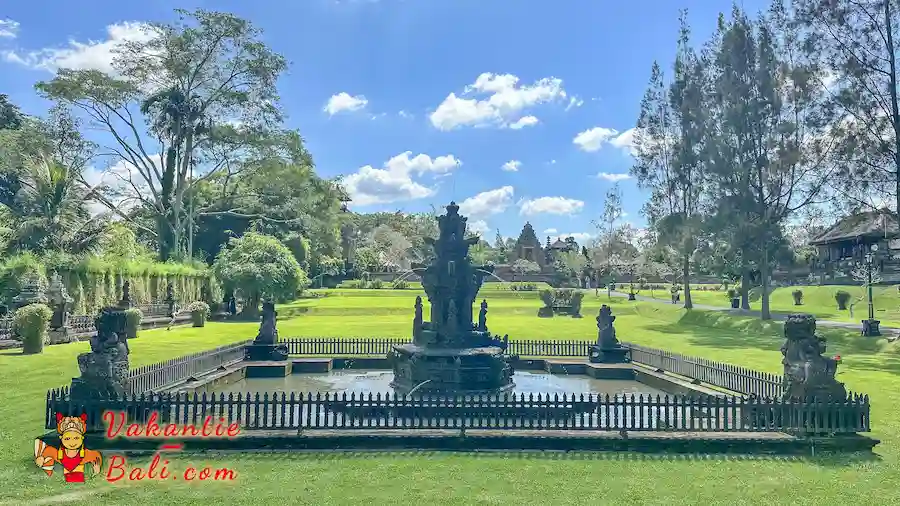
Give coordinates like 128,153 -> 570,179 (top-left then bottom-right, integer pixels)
70,307 -> 129,399
478,299 -> 488,332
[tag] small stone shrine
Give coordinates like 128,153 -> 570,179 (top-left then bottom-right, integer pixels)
47,272 -> 73,344
780,314 -> 847,401
588,305 -> 629,363
118,280 -> 133,309
70,307 -> 130,399
245,301 -> 289,361
390,201 -> 514,396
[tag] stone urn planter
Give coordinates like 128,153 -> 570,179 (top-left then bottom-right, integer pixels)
187,301 -> 210,328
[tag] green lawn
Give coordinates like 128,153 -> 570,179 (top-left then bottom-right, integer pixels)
644,284 -> 900,326
1,289 -> 898,505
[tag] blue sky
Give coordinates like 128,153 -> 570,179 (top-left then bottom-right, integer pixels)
0,0 -> 768,245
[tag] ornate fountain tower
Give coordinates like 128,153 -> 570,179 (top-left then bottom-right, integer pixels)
390,202 -> 514,395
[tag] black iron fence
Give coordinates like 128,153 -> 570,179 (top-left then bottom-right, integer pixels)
623,343 -> 785,399
279,337 -> 593,357
126,340 -> 251,394
45,388 -> 870,434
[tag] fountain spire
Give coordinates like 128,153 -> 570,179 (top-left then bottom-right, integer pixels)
390,201 -> 514,395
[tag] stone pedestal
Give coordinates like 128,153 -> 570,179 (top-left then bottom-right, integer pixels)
245,343 -> 288,361
47,272 -> 72,344
862,319 -> 881,337
588,345 -> 629,364
118,281 -> 133,309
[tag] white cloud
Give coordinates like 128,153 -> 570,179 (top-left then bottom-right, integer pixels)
565,97 -> 584,111
501,160 -> 521,172
597,172 -> 631,182
508,115 -> 539,130
573,126 -> 637,155
324,92 -> 368,115
573,127 -> 618,152
342,151 -> 461,206
0,19 -> 19,39
398,110 -> 413,119
549,159 -> 557,165
543,228 -> 558,234
520,196 -> 584,216
3,22 -> 156,73
429,73 -> 566,130
458,186 -> 515,217
468,219 -> 490,236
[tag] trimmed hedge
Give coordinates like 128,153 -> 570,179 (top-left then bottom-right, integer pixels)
0,252 -> 216,314
14,303 -> 52,354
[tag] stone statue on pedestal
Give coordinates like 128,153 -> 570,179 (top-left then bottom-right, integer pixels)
478,300 -> 488,332
70,307 -> 130,399
588,305 -> 629,363
164,282 -> 177,317
245,300 -> 288,361
47,272 -> 73,344
781,314 -> 847,401
119,280 -> 133,309
413,296 -> 423,343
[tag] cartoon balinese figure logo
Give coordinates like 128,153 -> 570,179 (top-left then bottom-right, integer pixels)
34,413 -> 102,483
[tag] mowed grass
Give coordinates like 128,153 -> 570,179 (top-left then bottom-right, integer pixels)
1,289 -> 899,505
645,284 -> 900,326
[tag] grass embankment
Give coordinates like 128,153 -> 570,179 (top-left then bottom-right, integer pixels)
1,289 -> 898,505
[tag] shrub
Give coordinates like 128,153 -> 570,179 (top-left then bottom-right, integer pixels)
370,279 -> 384,289
213,232 -> 309,317
792,289 -> 803,305
339,279 -> 364,289
726,288 -> 738,300
186,301 -> 210,327
13,303 -> 52,354
835,290 -> 851,310
123,308 -> 143,338
539,289 -> 554,309
391,279 -> 410,290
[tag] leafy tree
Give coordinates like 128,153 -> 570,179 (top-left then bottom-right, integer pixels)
793,0 -> 900,215
37,9 -> 290,260
511,259 -> 540,281
212,232 -> 308,317
0,94 -> 23,130
703,4 -> 832,319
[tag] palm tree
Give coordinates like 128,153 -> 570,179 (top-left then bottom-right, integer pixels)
6,155 -> 106,254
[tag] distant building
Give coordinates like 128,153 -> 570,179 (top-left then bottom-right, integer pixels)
808,209 -> 899,262
508,222 -> 547,268
545,236 -> 579,264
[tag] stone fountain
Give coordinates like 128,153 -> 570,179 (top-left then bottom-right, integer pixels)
389,201 -> 514,395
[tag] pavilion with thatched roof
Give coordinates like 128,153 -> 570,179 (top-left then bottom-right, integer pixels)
809,209 -> 899,262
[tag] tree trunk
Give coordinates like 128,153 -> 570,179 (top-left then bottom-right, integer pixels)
740,254 -> 750,310
885,0 -> 900,221
682,252 -> 693,309
760,245 -> 771,320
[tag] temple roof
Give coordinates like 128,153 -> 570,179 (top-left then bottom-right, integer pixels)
809,209 -> 899,245
550,239 -> 568,249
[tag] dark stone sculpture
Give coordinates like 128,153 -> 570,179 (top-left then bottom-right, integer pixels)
391,201 -> 514,396
478,300 -> 488,332
119,280 -> 133,309
70,307 -> 130,399
780,314 -> 847,401
47,272 -> 73,344
245,300 -> 288,361
588,305 -> 629,363
164,282 -> 176,317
